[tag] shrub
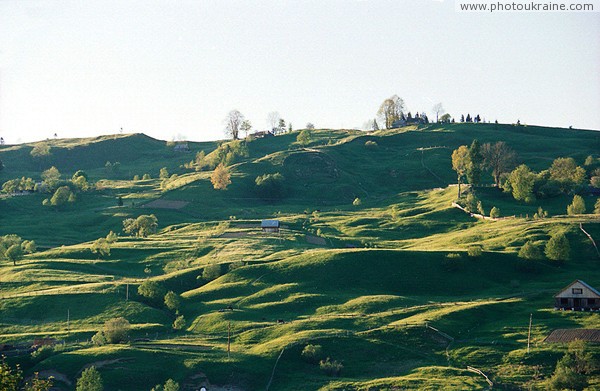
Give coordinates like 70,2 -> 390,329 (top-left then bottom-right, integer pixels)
566,195 -> 586,215
533,206 -> 548,219
467,246 -> 483,257
76,366 -> 103,391
489,206 -> 500,218
365,140 -> 378,147
518,241 -> 543,260
173,315 -> 186,331
301,344 -> 323,364
164,291 -> 181,312
464,193 -> 479,213
91,330 -> 107,346
545,232 -> 570,261
319,358 -> 343,377
352,197 -> 362,206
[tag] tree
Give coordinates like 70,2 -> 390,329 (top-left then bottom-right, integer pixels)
21,240 -> 36,254
306,122 -> 315,130
152,379 -> 180,391
240,120 -> 252,138
1,356 -> 53,391
71,173 -> 89,191
377,95 -> 405,129
372,119 -> 379,131
210,163 -> 231,190
44,186 -> 74,207
102,317 -> 130,344
138,280 -> 167,304
545,232 -> 570,261
30,143 -> 51,160
451,145 -> 470,198
595,198 -> 600,214
466,113 -> 472,122
159,167 -> 169,179
567,195 -> 586,215
106,231 -> 118,244
202,264 -> 222,281
482,142 -> 516,187
172,315 -> 186,331
278,118 -> 286,130
301,344 -> 324,364
489,206 -> 500,218
224,109 -> 244,140
460,114 -> 465,122
91,238 -> 110,257
41,166 -> 61,191
296,130 -> 311,146
518,241 -> 543,260
267,111 -> 281,131
76,366 -> 103,391
164,291 -> 181,312
467,139 -> 483,185
5,244 -> 23,266
122,214 -> 158,237
352,197 -> 362,206
507,164 -> 536,203
432,103 -> 444,123
549,157 -> 587,193
255,173 -> 285,200
548,340 -> 596,390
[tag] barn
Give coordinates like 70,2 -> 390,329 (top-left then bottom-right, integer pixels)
554,280 -> 600,311
261,219 -> 280,233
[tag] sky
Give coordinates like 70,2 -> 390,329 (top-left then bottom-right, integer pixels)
0,0 -> 599,144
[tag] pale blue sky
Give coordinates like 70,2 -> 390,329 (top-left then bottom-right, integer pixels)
0,0 -> 598,144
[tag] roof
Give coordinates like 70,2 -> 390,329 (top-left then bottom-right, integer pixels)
555,280 -> 600,298
544,329 -> 600,343
261,220 -> 280,228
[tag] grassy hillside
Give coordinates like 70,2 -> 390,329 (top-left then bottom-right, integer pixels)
1,124 -> 599,390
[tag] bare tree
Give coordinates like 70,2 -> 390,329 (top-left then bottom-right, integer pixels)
432,103 -> 445,123
225,110 -> 244,140
267,111 -> 281,131
377,95 -> 405,129
482,141 -> 517,187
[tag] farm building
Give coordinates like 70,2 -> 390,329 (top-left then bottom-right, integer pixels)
554,280 -> 600,311
173,142 -> 189,152
545,329 -> 600,343
261,219 -> 280,233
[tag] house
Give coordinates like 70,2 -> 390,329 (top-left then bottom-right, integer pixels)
554,280 -> 600,311
174,143 -> 189,152
253,130 -> 274,139
261,219 -> 280,233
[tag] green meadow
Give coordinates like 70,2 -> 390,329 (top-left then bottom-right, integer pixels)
1,123 -> 599,390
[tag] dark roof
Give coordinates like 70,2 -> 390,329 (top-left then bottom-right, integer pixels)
544,329 -> 600,343
555,279 -> 600,298
261,220 -> 280,228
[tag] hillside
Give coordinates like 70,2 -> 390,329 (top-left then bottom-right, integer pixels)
1,123 -> 599,390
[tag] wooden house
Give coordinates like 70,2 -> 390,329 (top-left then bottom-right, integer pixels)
554,280 -> 600,311
261,220 -> 280,233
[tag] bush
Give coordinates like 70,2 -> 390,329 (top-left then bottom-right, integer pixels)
352,197 -> 362,206
518,241 -> 543,260
566,195 -> 586,215
164,291 -> 181,312
365,140 -> 378,147
467,246 -> 483,257
319,358 -> 343,377
545,232 -> 570,261
489,206 -> 500,218
301,344 -> 323,364
173,315 -> 186,331
91,330 -> 107,346
76,366 -> 103,391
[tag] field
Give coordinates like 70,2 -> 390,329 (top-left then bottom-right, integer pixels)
1,123 -> 599,390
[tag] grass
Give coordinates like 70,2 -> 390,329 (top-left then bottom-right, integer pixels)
1,124 -> 599,390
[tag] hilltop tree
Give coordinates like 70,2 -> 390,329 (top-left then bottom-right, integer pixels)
372,119 -> 379,131
439,113 -> 452,123
122,214 -> 158,237
76,366 -> 103,391
240,119 -> 252,138
451,145 -> 470,198
432,103 -> 444,123
467,139 -> 484,185
377,95 -> 405,129
460,114 -> 465,122
566,195 -> 586,215
267,111 -> 281,130
224,109 -> 244,140
306,122 -> 315,130
41,166 -> 61,191
466,114 -> 472,122
210,163 -> 231,190
278,118 -> 286,130
482,141 -> 516,187
297,130 -> 311,146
